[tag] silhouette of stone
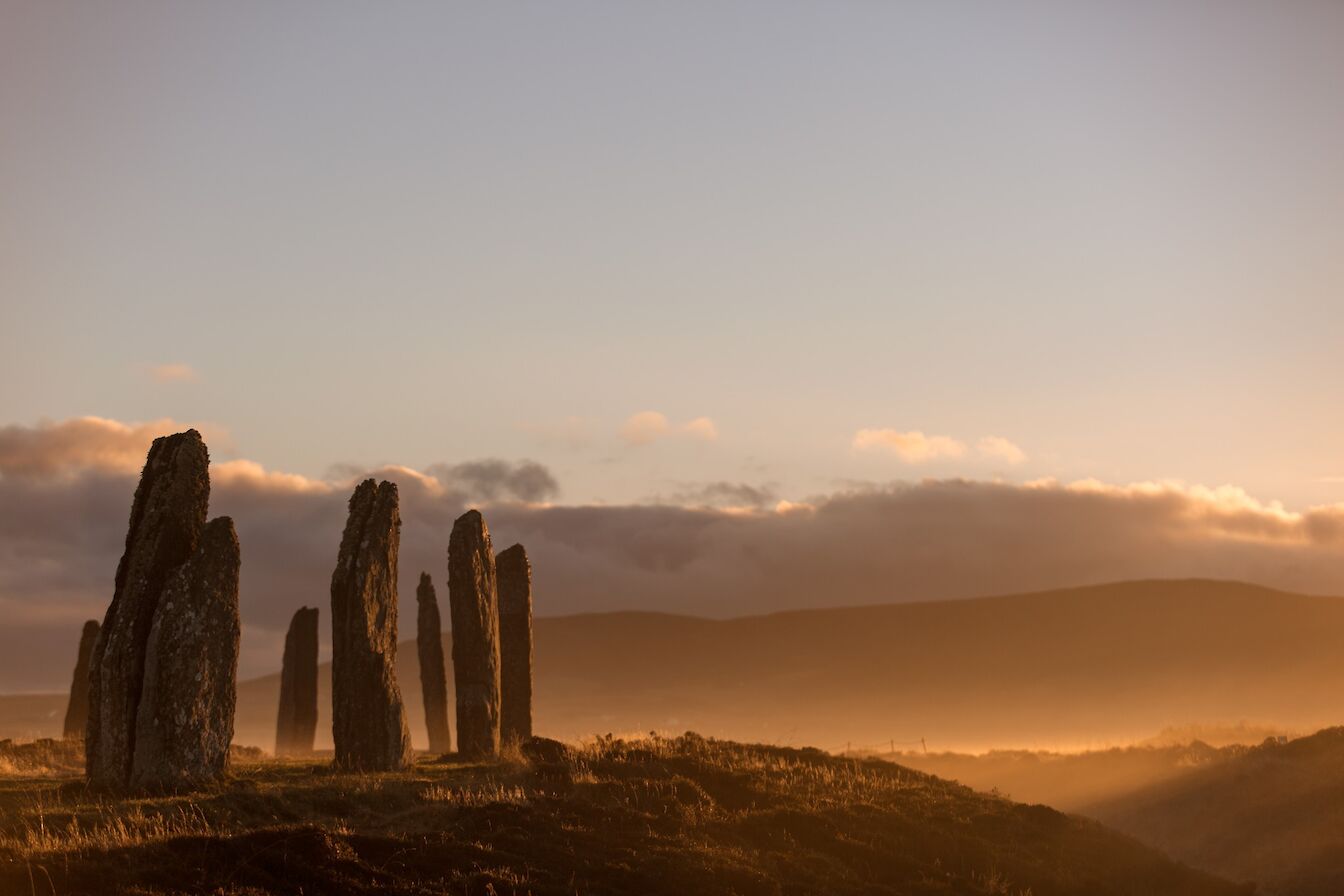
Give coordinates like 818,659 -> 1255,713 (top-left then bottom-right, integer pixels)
330,480 -> 412,771
275,606 -> 319,757
448,509 -> 501,759
130,517 -> 240,789
496,544 -> 533,744
63,620 -> 100,739
416,573 -> 451,754
87,429 -> 210,788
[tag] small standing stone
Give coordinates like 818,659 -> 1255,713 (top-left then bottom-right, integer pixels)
330,480 -> 412,772
447,509 -> 501,759
87,429 -> 210,788
130,517 -> 241,790
496,544 -> 534,744
63,620 -> 100,740
416,573 -> 452,754
275,606 -> 320,757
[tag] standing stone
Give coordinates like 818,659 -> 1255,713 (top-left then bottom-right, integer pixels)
275,606 -> 319,757
330,480 -> 412,771
448,509 -> 501,759
496,544 -> 533,744
416,573 -> 452,754
130,517 -> 240,789
62,620 -> 100,739
87,430 -> 210,788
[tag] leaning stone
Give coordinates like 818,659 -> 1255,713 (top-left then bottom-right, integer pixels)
416,573 -> 452,754
87,429 -> 210,788
330,480 -> 412,771
496,544 -> 534,744
129,516 -> 240,790
447,509 -> 501,759
62,620 -> 100,739
275,606 -> 320,757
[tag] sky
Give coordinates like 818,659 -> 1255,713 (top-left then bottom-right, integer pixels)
1,2 -> 1344,690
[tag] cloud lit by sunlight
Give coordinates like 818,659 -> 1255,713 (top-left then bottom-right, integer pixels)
0,416 -> 227,480
147,362 -> 199,383
977,436 -> 1027,465
622,412 -> 719,446
853,429 -> 967,463
621,411 -> 672,446
682,417 -> 718,441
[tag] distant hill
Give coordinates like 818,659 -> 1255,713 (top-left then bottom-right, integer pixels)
1086,727 -> 1344,895
6,579 -> 1344,753
0,733 -> 1248,896
890,741 -> 1237,812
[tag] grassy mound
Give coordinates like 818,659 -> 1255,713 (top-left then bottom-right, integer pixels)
0,733 -> 1245,895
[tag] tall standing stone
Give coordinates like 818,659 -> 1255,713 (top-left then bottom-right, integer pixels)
416,573 -> 452,754
63,620 -> 100,739
448,509 -> 501,759
496,544 -> 533,744
330,479 -> 412,771
275,606 -> 319,757
87,430 -> 210,788
130,517 -> 241,789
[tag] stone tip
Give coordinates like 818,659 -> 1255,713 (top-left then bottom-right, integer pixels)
450,508 -> 489,542
498,543 -> 527,561
416,572 -> 436,602
152,428 -> 206,450
347,478 -> 400,513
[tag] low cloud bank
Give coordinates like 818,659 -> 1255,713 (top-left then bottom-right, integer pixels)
3,418 -> 1344,690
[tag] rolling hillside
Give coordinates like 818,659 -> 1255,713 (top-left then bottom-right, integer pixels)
6,579 -> 1344,754
1086,727 -> 1344,895
0,733 -> 1249,896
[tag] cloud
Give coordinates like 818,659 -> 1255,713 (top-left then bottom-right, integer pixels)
211,459 -> 332,495
660,481 -> 778,510
147,363 -> 199,383
853,429 -> 967,463
10,416 -> 1344,692
854,430 -> 1027,466
426,460 -> 560,504
620,412 -> 719,447
0,416 -> 226,480
977,436 -> 1027,465
620,411 -> 671,446
682,417 -> 719,441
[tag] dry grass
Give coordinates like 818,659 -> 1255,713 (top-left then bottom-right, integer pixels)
0,733 -> 1249,896
0,738 -> 84,778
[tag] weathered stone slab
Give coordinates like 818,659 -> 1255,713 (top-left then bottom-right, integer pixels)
63,620 -> 100,739
416,573 -> 451,754
330,479 -> 412,771
275,606 -> 319,757
496,544 -> 533,744
130,516 -> 240,789
87,429 -> 210,788
447,509 -> 500,759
